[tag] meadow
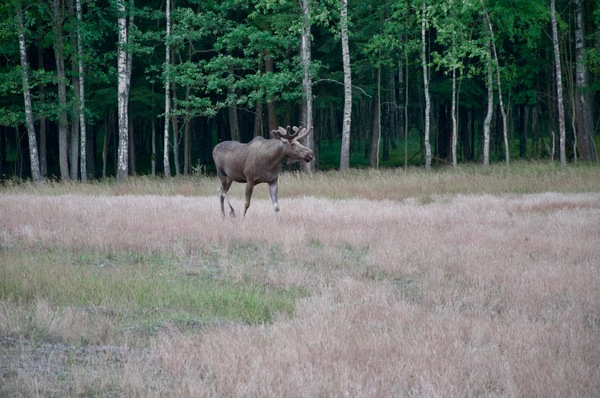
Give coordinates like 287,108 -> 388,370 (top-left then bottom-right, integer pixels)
1,163 -> 599,397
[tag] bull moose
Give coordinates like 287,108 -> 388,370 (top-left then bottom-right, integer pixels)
212,125 -> 314,218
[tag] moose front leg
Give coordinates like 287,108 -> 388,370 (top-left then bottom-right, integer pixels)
243,182 -> 255,217
268,181 -> 280,215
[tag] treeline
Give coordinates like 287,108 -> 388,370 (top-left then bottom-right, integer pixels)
0,0 -> 598,181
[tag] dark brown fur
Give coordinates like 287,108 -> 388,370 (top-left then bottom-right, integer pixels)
212,126 -> 314,217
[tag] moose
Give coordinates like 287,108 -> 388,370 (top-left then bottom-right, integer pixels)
212,125 -> 314,218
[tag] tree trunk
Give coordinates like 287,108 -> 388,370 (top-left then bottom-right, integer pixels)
483,38 -> 493,166
482,1 -> 509,167
183,41 -> 193,175
573,0 -> 597,162
265,54 -> 279,132
70,72 -> 80,179
421,3 -> 431,170
116,0 -> 129,181
163,0 -> 171,178
151,120 -> 156,176
77,0 -> 87,181
532,104 -> 539,159
53,0 -> 70,180
172,85 -> 180,176
451,66 -> 457,167
550,0 -> 566,167
339,0 -> 352,171
519,105 -> 528,158
253,101 -> 263,137
17,6 -> 42,181
300,0 -> 315,173
128,119 -> 135,175
228,86 -> 240,141
184,84 -> 191,175
403,49 -> 409,169
38,47 -> 47,177
370,57 -> 381,168
102,111 -> 111,178
69,0 -> 79,180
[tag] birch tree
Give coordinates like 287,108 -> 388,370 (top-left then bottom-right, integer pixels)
550,0 -> 566,167
481,1 -> 509,167
163,0 -> 171,178
116,0 -> 131,181
339,0 -> 352,171
17,5 -> 42,181
70,0 -> 80,180
77,0 -> 86,181
300,0 -> 315,173
483,39 -> 493,166
420,2 -> 432,170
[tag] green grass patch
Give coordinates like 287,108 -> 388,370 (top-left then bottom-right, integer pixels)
0,247 -> 302,339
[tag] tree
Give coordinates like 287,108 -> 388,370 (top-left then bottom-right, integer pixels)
300,0 -> 315,173
116,0 -> 132,181
76,0 -> 87,181
370,52 -> 381,169
481,1 -> 509,167
17,5 -> 42,181
1,0 -> 598,179
483,38 -> 493,166
420,2 -> 431,169
51,0 -> 70,180
163,0 -> 171,178
430,0 -> 478,167
339,0 -> 352,171
573,0 -> 597,162
550,0 -> 566,166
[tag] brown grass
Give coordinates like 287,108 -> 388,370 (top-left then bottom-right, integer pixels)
1,166 -> 599,396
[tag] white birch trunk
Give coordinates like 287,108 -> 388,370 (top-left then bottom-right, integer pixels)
17,6 -> 42,181
77,0 -> 87,181
301,0 -> 314,173
403,47 -> 409,169
482,3 -> 509,167
163,0 -> 171,178
339,0 -> 352,171
421,4 -> 431,170
550,0 -> 566,167
116,0 -> 129,180
451,66 -> 457,167
483,40 -> 493,166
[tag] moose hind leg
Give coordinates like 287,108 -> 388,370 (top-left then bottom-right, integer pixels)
243,183 -> 255,217
219,178 -> 235,217
269,182 -> 280,215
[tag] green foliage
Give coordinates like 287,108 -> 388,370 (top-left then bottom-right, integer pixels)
0,0 -> 598,179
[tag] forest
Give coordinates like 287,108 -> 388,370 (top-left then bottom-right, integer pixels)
0,0 -> 599,181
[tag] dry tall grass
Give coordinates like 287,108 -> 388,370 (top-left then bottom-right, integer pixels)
1,166 -> 599,396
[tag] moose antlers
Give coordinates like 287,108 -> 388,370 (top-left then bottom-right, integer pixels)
271,125 -> 313,142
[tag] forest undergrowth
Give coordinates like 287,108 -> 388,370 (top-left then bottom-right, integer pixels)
1,163 -> 599,396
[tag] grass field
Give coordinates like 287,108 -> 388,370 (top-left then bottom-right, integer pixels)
1,162 -> 599,396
